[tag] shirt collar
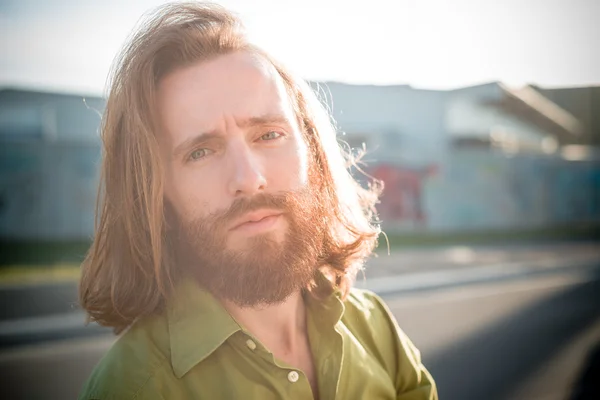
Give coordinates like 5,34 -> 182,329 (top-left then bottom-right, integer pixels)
166,272 -> 345,378
167,279 -> 241,378
305,272 -> 345,328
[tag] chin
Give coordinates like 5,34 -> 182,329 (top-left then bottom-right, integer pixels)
227,233 -> 284,252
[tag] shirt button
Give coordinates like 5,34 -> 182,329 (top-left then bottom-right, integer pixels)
245,339 -> 257,350
287,370 -> 299,383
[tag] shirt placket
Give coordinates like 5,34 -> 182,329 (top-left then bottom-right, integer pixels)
236,331 -> 316,399
307,305 -> 344,400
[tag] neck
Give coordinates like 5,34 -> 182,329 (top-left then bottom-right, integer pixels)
222,290 -> 307,353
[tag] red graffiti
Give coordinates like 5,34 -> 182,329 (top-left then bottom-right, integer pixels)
370,164 -> 438,226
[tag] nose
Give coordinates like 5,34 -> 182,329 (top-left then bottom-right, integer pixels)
226,141 -> 267,197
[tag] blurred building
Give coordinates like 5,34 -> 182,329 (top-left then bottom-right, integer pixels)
532,85 -> 600,146
0,89 -> 103,240
1,83 -> 599,239
319,81 -> 600,231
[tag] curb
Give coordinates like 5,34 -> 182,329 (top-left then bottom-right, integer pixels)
357,257 -> 600,296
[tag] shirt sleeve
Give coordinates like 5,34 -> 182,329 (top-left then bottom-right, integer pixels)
368,292 -> 438,400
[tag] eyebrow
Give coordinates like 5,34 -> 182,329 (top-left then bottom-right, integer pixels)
238,114 -> 291,129
172,114 -> 292,158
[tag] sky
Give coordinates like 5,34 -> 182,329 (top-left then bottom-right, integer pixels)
0,0 -> 599,96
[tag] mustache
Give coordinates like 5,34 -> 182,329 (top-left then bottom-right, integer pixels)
203,191 -> 297,227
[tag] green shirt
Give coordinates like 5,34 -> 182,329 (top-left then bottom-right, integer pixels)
79,277 -> 437,399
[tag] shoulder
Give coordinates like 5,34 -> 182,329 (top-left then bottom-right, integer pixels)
343,288 -> 437,397
78,314 -> 172,400
343,287 -> 394,327
343,287 -> 417,354
341,288 -> 416,371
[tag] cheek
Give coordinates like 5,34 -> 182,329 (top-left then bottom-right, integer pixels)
164,167 -> 224,220
268,138 -> 310,189
296,139 -> 310,185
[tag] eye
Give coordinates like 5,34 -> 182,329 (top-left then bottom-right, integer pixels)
189,148 -> 211,161
260,131 -> 282,141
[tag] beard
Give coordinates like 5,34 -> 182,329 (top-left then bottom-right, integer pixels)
174,186 -> 328,307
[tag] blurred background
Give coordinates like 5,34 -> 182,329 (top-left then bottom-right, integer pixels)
1,0 -> 599,399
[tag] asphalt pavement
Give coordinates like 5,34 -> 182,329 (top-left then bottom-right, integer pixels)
390,274 -> 600,400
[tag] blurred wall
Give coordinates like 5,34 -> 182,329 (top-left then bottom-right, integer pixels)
0,141 -> 100,239
425,151 -> 599,231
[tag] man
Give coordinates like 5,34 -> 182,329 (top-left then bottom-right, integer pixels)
78,2 -> 437,399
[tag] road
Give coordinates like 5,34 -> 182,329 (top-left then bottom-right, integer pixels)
389,273 -> 600,400
1,264 -> 599,399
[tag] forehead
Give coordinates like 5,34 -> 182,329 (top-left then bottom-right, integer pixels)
157,51 -> 295,139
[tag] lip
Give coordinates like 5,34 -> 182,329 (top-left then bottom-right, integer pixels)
230,210 -> 284,231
